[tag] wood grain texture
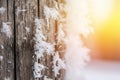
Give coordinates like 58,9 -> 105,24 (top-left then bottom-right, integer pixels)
0,0 -> 14,80
0,0 -> 65,80
38,0 -> 55,79
15,0 -> 38,80
39,0 -> 66,80
38,0 -> 65,80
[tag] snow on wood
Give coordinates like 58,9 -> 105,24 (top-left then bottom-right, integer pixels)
34,18 -> 54,59
44,76 -> 53,80
0,7 -> 6,14
25,27 -> 30,33
52,52 -> 65,77
57,23 -> 65,44
33,18 -> 55,78
33,62 -> 45,78
1,22 -> 12,38
1,45 -> 4,49
44,5 -> 59,28
0,56 -> 3,61
4,77 -> 11,80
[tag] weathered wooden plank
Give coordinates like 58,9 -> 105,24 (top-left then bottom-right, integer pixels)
15,0 -> 38,80
0,0 -> 14,80
38,0 -> 65,80
15,0 -> 65,80
38,0 -> 56,79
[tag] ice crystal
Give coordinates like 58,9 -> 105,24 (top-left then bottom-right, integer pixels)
53,52 -> 65,77
34,18 -> 54,58
0,56 -> 3,61
44,76 -> 52,80
25,27 -> 30,33
57,23 -> 65,44
44,5 -> 59,27
34,18 -> 55,78
34,62 -> 45,78
0,7 -> 6,14
4,77 -> 10,80
1,45 -> 4,49
1,22 -> 12,38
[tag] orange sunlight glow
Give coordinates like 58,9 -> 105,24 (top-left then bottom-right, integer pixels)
66,0 -> 120,60
90,0 -> 120,60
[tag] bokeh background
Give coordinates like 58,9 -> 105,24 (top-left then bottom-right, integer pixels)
83,0 -> 120,80
85,0 -> 120,60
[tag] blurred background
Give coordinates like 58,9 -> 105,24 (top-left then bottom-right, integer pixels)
86,0 -> 120,60
83,0 -> 120,80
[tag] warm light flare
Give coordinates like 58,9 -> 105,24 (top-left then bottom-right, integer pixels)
91,0 -> 114,26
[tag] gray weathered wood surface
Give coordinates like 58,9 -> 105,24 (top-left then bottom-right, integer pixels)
0,0 -> 14,80
0,0 -> 65,80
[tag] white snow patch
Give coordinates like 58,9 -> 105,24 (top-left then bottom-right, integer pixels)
34,18 -> 54,59
1,22 -> 12,38
57,23 -> 65,44
52,52 -> 65,77
23,37 -> 27,40
0,7 -> 6,14
34,18 -> 55,78
33,62 -> 45,78
25,27 -> 30,33
44,5 -> 59,27
44,76 -> 53,80
0,56 -> 3,61
1,45 -> 4,49
4,77 -> 11,80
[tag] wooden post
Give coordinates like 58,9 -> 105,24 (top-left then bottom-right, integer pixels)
0,0 -> 65,80
0,0 -> 14,80
15,0 -> 38,80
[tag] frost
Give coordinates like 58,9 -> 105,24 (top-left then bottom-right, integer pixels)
57,23 -> 65,44
44,76 -> 52,80
44,5 -> 59,27
34,18 -> 54,59
33,62 -> 45,78
16,7 -> 26,15
23,37 -> 27,40
44,5 -> 59,20
25,27 -> 30,33
1,22 -> 12,38
0,7 -> 6,14
52,52 -> 65,77
4,77 -> 11,80
1,45 -> 4,49
0,56 -> 3,61
34,18 -> 55,78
